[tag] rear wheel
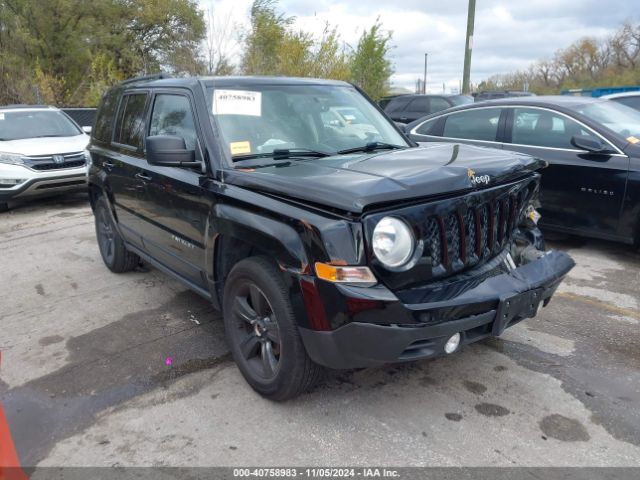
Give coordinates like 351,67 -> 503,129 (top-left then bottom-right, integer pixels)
95,196 -> 139,273
223,256 -> 323,401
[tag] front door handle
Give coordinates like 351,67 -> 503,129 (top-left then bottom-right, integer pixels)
135,172 -> 152,182
103,161 -> 115,170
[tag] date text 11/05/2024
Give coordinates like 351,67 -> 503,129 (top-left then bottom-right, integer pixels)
233,468 -> 400,478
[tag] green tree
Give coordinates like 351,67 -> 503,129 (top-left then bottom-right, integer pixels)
0,0 -> 206,105
118,0 -> 206,76
349,20 -> 394,101
241,0 -> 293,75
240,0 -> 387,94
307,25 -> 351,81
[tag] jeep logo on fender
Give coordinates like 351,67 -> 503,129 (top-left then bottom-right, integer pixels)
467,168 -> 490,186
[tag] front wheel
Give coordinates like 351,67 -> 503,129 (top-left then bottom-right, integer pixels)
223,256 -> 323,401
0,202 -> 8,213
94,196 -> 139,273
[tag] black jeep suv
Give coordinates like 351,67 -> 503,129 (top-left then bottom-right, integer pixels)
88,75 -> 574,400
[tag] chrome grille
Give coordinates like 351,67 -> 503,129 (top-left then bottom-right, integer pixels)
24,152 -> 86,171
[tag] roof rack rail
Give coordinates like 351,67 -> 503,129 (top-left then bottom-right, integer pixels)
120,72 -> 171,85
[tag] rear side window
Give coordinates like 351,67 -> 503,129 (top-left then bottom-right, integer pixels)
407,97 -> 429,112
385,96 -> 412,113
442,108 -> 502,141
114,93 -> 148,149
94,90 -> 120,143
415,118 -> 441,136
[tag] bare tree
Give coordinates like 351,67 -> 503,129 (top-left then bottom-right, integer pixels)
610,21 -> 640,69
203,1 -> 237,75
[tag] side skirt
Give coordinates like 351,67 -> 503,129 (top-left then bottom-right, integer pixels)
125,242 -> 214,303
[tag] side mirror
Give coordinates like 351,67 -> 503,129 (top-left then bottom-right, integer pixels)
571,134 -> 613,154
82,126 -> 92,134
145,135 -> 200,167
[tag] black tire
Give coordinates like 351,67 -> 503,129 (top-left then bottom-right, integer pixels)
94,196 -> 139,273
0,202 -> 8,213
223,256 -> 323,401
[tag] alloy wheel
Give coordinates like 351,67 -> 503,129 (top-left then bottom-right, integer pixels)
97,207 -> 115,264
231,282 -> 282,380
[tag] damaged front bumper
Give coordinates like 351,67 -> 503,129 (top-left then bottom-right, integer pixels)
299,250 -> 575,369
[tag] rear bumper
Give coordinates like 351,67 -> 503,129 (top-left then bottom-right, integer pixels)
299,250 -> 574,369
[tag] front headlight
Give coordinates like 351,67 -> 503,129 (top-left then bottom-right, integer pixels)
0,152 -> 25,165
83,150 -> 92,168
372,217 -> 415,268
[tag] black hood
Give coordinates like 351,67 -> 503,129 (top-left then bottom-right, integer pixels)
224,143 -> 546,214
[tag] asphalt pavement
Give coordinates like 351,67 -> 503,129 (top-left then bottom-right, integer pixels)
1,194 -> 639,467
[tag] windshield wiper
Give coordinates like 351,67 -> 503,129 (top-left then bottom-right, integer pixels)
232,148 -> 330,162
337,142 -> 405,155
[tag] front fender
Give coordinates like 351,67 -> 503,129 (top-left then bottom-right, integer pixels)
213,203 -> 310,272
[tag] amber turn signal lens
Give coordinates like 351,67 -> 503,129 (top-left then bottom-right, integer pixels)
314,262 -> 377,284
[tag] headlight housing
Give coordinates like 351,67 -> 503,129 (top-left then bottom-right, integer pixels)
371,216 -> 416,268
83,150 -> 92,168
0,152 -> 25,165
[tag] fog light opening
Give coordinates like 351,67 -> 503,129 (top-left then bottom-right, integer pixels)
444,333 -> 461,354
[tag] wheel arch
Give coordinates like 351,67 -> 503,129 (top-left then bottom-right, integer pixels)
208,204 -> 313,319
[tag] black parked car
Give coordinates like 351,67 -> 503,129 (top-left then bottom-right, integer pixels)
406,96 -> 640,245
378,94 -> 409,109
89,75 -> 574,400
384,94 -> 473,123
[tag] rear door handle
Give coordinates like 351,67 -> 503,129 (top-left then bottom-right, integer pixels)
135,172 -> 152,182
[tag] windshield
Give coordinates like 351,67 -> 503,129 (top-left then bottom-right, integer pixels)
568,100 -> 640,138
0,110 -> 82,141
207,84 -> 408,159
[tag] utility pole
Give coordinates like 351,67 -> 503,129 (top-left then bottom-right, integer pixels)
462,0 -> 476,94
423,53 -> 428,94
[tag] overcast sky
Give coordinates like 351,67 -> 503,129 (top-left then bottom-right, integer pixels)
200,0 -> 636,93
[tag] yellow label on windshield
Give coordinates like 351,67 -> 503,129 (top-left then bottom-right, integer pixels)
627,136 -> 640,144
230,141 -> 251,155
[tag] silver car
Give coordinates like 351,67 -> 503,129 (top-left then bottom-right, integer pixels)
0,105 -> 90,212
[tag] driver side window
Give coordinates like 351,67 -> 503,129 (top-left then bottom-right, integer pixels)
149,94 -> 197,151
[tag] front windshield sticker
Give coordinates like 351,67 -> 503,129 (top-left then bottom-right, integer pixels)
627,136 -> 639,144
230,141 -> 251,155
213,90 -> 262,117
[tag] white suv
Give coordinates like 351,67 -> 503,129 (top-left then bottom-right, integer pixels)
0,105 -> 90,212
